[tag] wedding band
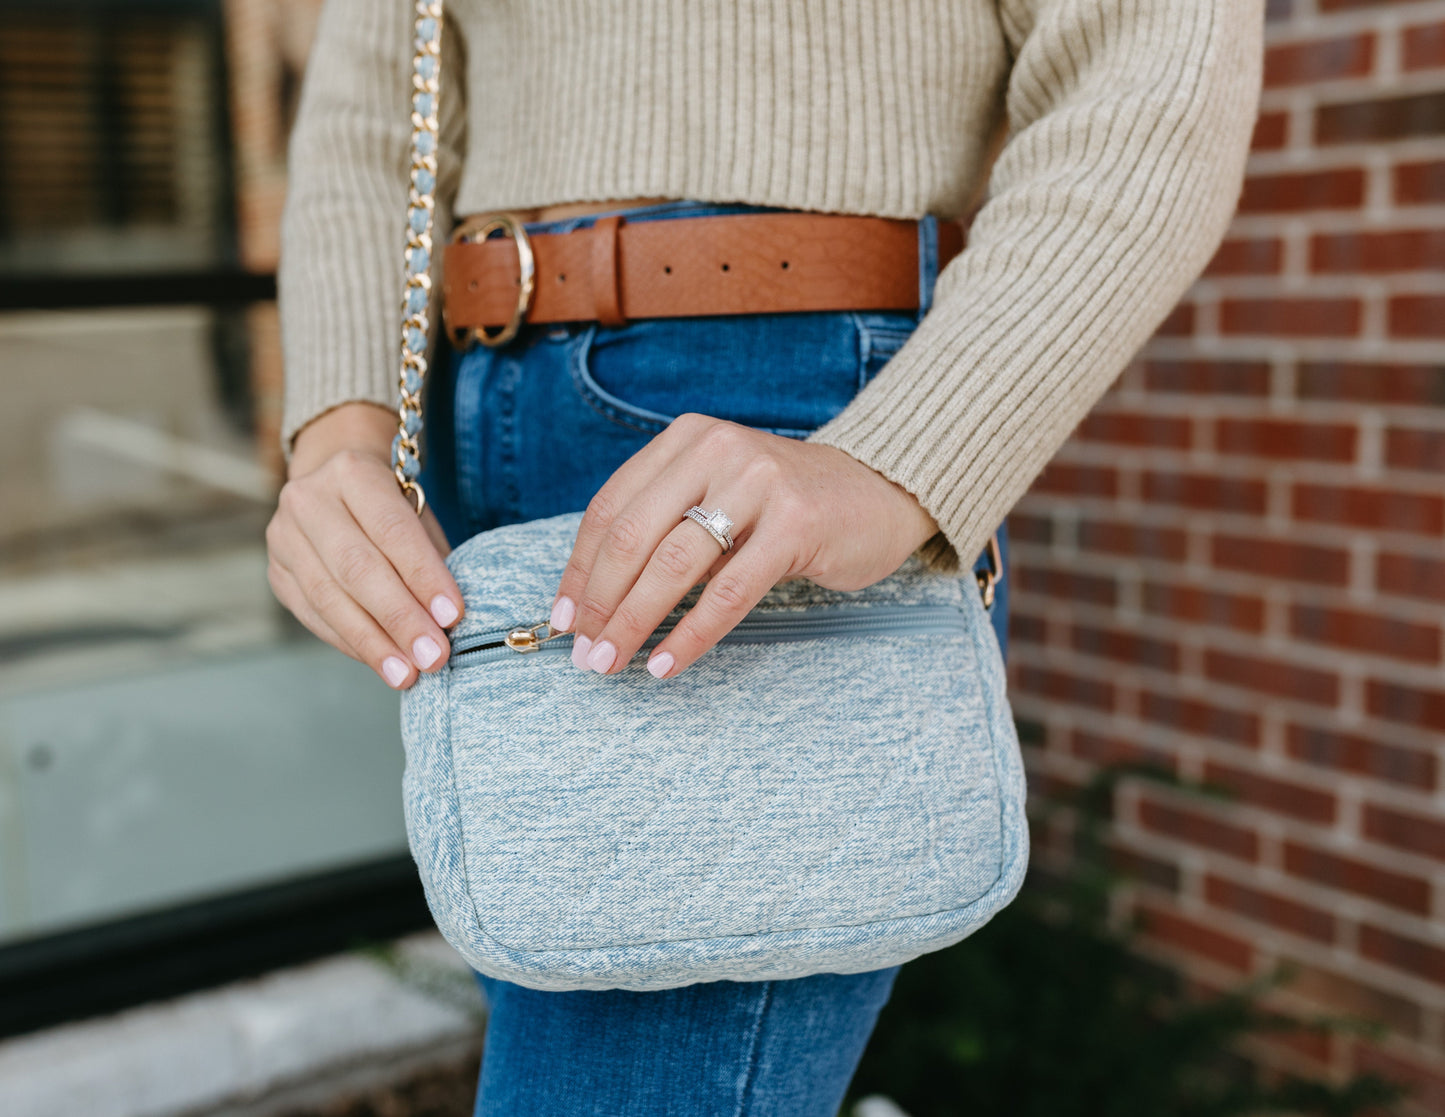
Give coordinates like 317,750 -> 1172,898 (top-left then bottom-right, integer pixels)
683,505 -> 735,552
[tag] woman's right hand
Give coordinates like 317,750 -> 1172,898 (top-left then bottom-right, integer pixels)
266,401 -> 464,690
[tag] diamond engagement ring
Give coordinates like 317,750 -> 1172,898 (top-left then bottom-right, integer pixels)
683,505 -> 735,552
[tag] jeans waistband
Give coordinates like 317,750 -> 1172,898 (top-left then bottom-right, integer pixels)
518,199 -> 943,320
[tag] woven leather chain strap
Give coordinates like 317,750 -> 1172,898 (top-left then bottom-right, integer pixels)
392,0 -> 444,515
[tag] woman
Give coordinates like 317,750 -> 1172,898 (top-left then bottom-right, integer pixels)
266,1 -> 1262,1113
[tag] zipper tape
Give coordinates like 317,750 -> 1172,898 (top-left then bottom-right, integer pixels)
448,602 -> 970,669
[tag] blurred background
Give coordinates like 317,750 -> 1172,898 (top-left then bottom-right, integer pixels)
0,0 -> 434,1052
0,1 -> 1441,1115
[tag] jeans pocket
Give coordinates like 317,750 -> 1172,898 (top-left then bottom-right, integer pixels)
851,310 -> 922,383
566,311 -> 873,439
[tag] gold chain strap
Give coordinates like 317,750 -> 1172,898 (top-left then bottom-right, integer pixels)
393,0 -> 444,516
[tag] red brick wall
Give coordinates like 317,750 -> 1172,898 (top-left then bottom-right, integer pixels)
1010,1 -> 1445,1110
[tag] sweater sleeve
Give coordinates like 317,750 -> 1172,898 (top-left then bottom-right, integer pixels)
277,0 -> 467,463
802,0 -> 1263,575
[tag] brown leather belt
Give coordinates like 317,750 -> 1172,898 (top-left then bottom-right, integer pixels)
440,210 -> 964,349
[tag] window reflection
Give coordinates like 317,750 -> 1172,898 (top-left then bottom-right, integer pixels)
0,0 -> 405,956
0,8 -> 226,273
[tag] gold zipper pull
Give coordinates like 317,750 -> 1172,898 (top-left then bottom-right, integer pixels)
504,620 -> 567,652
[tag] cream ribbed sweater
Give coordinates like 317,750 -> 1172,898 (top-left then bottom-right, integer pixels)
279,0 -> 1263,574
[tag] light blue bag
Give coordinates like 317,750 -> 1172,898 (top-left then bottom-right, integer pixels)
391,2 -> 1025,992
398,509 -> 1029,991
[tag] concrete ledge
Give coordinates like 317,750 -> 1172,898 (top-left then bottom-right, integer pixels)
0,931 -> 483,1117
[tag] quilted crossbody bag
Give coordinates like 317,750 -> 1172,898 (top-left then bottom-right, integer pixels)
393,1 -> 1029,992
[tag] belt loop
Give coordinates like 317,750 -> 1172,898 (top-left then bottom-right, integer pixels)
590,213 -> 627,329
916,213 -> 940,320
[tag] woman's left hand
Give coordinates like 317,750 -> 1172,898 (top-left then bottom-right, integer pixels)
548,412 -> 941,680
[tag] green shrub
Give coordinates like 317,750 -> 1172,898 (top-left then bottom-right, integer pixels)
847,763 -> 1407,1117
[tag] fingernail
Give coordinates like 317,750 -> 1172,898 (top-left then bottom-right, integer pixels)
550,595 -> 576,632
571,634 -> 592,670
647,651 -> 674,680
430,595 -> 459,627
586,639 -> 617,674
382,656 -> 410,688
413,635 -> 442,669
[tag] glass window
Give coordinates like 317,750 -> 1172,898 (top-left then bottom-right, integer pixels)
0,0 -> 408,959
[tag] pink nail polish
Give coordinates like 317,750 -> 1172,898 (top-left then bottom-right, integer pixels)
430,595 -> 459,627
571,634 -> 592,670
382,656 -> 410,687
550,595 -> 576,631
413,635 -> 442,669
587,640 -> 617,674
647,651 -> 674,679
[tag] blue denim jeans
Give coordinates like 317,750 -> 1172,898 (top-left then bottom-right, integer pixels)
417,198 -> 1010,1116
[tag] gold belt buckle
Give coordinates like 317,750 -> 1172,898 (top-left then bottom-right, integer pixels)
444,212 -> 536,350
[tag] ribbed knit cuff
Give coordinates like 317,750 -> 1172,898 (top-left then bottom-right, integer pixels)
806,0 -> 1262,581
276,0 -> 462,466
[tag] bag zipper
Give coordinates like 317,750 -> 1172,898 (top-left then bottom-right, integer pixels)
448,603 -> 970,669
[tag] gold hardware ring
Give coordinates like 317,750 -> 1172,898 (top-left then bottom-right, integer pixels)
444,212 -> 536,350
975,532 -> 1003,609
